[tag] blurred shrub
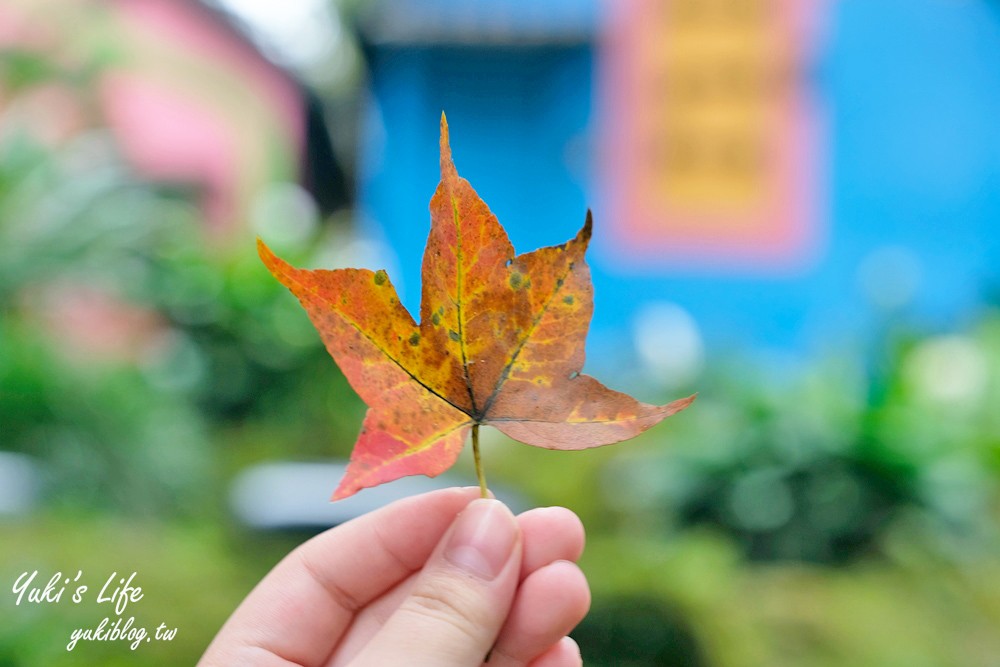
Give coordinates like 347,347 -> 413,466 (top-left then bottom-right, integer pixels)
0,45 -> 363,519
584,312 -> 1000,565
579,526 -> 1000,667
0,125 -> 364,516
573,596 -> 706,667
0,120 -> 216,516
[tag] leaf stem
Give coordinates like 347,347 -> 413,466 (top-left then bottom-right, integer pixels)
472,423 -> 488,498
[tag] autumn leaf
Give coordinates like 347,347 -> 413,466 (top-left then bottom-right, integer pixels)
258,114 -> 695,500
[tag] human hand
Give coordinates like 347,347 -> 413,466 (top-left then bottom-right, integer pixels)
200,487 -> 590,666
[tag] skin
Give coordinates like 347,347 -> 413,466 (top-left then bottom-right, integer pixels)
200,487 -> 591,667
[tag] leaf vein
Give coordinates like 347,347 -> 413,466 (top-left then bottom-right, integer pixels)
479,258 -> 577,417
269,263 -> 468,416
486,414 -> 660,425
364,420 -> 470,475
451,197 -> 478,415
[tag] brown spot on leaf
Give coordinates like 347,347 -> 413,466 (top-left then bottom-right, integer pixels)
374,269 -> 388,286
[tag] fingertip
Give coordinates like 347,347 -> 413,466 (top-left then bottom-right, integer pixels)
561,636 -> 583,664
519,506 -> 585,542
550,507 -> 586,550
517,507 -> 586,578
487,560 -> 591,665
542,560 -> 592,621
528,636 -> 583,667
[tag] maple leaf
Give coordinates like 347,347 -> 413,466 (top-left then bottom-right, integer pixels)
258,115 -> 695,500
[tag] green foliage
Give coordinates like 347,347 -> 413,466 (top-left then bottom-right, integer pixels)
0,51 -> 360,661
574,526 -> 1000,667
0,516 -> 264,666
0,126 -> 362,517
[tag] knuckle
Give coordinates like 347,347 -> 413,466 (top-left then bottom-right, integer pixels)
402,578 -> 488,644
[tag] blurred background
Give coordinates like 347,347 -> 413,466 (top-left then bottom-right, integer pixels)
2,0 -> 1000,664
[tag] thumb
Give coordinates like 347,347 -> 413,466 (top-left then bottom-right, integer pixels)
351,498 -> 522,666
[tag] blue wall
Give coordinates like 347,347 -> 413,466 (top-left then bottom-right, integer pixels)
358,1 -> 1000,369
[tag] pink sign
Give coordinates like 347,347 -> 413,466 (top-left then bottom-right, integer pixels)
599,0 -> 827,272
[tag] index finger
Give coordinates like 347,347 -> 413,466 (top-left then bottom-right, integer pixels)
199,486 -> 483,667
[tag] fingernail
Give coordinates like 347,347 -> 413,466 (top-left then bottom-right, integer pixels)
444,499 -> 518,580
